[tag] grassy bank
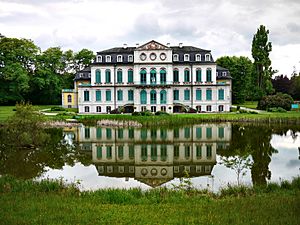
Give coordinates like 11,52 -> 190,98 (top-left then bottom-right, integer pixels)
0,176 -> 299,225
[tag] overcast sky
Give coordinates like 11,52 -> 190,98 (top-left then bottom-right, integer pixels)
1,0 -> 300,76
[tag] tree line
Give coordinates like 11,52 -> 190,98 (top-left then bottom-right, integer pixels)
0,37 -> 95,105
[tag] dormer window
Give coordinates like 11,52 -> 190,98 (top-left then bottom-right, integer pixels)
128,55 -> 133,62
222,72 -> 227,76
195,54 -> 201,62
96,55 -> 102,62
184,54 -> 190,61
173,54 -> 179,61
205,54 -> 211,61
106,55 -> 111,63
117,55 -> 123,62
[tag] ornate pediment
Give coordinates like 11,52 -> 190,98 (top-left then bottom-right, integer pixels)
137,40 -> 170,50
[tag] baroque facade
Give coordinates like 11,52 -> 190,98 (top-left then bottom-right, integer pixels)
62,40 -> 232,113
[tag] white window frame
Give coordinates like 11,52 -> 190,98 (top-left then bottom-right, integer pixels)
195,54 -> 201,62
173,54 -> 179,61
96,55 -> 102,62
117,55 -> 123,62
128,55 -> 133,62
106,55 -> 111,63
222,72 -> 227,76
205,54 -> 211,61
184,54 -> 190,61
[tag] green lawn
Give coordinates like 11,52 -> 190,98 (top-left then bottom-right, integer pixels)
234,101 -> 258,109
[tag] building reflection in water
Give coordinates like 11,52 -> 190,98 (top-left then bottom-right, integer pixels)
66,123 -> 231,187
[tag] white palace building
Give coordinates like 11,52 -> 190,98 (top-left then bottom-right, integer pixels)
62,40 -> 232,113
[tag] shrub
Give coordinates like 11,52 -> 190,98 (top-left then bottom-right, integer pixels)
257,93 -> 294,111
267,107 -> 287,113
230,107 -> 237,112
132,111 -> 141,116
51,106 -> 66,112
141,110 -> 153,116
155,111 -> 170,116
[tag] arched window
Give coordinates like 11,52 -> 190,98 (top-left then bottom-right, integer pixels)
105,69 -> 111,83
67,94 -> 72,103
150,69 -> 156,84
84,106 -> 89,112
160,69 -> 166,84
205,54 -> 211,61
140,90 -> 147,104
117,55 -> 122,62
106,55 -> 111,62
128,69 -> 133,83
117,90 -> 123,101
117,69 -> 123,83
96,55 -> 102,62
196,69 -> 202,82
184,69 -> 190,82
150,90 -> 157,104
95,69 -> 101,83
140,69 -> 146,84
206,68 -> 212,82
160,90 -> 167,104
196,54 -> 201,61
173,68 -> 179,82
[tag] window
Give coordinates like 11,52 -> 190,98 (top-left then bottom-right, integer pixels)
96,106 -> 101,112
96,90 -> 101,101
118,129 -> 123,139
96,146 -> 102,159
96,128 -> 102,139
196,145 -> 202,158
105,69 -> 111,83
106,146 -> 112,158
173,54 -> 179,61
128,69 -> 133,83
129,145 -> 134,159
140,69 -> 146,84
161,106 -> 166,112
219,105 -> 224,112
117,69 -> 122,83
184,69 -> 190,82
196,89 -> 202,100
96,55 -> 102,62
106,55 -> 111,62
206,89 -> 212,100
141,106 -> 146,112
106,106 -> 111,113
184,127 -> 190,139
84,90 -> 89,101
161,145 -> 167,161
106,90 -> 111,101
160,69 -> 166,84
84,128 -> 90,139
184,89 -> 190,101
173,90 -> 179,101
141,129 -> 147,140
206,68 -> 212,82
151,129 -> 157,139
207,105 -> 212,112
106,128 -> 112,139
140,90 -> 147,104
196,127 -> 202,138
160,90 -> 167,104
150,90 -> 157,104
206,145 -> 212,159
173,69 -> 179,82
117,90 -> 123,101
128,90 -> 134,101
67,94 -> 72,103
128,55 -> 133,62
218,89 -> 224,100
206,127 -> 212,139
205,54 -> 211,61
196,69 -> 202,82
185,145 -> 191,158
141,145 -> 147,161
151,106 -> 156,112
84,106 -> 89,112
174,145 -> 179,158
95,70 -> 101,83
129,128 -> 134,139
184,54 -> 190,61
174,128 -> 179,138
117,55 -> 122,62
150,69 -> 156,84
151,145 -> 157,161
218,127 -> 224,139
196,54 -> 201,61
222,71 -> 227,76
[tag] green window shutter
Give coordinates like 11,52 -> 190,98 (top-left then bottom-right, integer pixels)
184,89 -> 190,100
128,70 -> 133,83
196,70 -> 202,82
96,70 -> 101,83
218,89 -> 224,100
173,70 -> 179,82
140,70 -> 146,84
184,127 -> 190,138
106,90 -> 111,101
185,145 -> 190,158
196,127 -> 202,139
141,129 -> 147,140
206,69 -> 212,82
106,146 -> 112,158
174,145 -> 179,157
161,145 -> 167,161
206,89 -> 212,100
128,90 -> 134,101
173,128 -> 179,138
141,145 -> 147,161
184,70 -> 190,82
106,128 -> 112,139
206,145 -> 212,158
96,128 -> 102,139
128,128 -> 134,139
150,90 -> 156,104
160,70 -> 166,84
117,90 -> 123,101
84,90 -> 89,101
118,145 -> 124,158
196,89 -> 202,100
105,70 -> 111,83
160,90 -> 166,104
117,70 -> 122,83
129,145 -> 134,159
97,146 -> 102,159
96,90 -> 101,101
84,127 -> 90,138
218,127 -> 224,138
173,90 -> 179,100
196,145 -> 202,158
206,127 -> 212,139
140,90 -> 147,104
151,145 -> 157,161
150,70 -> 156,84
118,128 -> 123,139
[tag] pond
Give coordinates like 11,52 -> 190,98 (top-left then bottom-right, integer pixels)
1,123 -> 299,191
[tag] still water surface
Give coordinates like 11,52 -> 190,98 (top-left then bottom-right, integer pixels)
1,123 -> 299,191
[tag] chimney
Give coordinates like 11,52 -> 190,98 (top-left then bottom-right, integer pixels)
167,43 -> 170,47
136,43 -> 139,48
123,43 -> 127,49
179,43 -> 183,48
